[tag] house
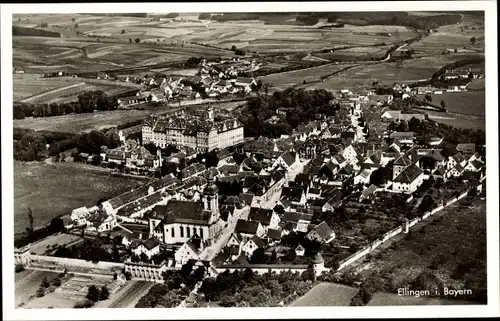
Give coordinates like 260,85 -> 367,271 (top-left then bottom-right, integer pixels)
337,164 -> 355,180
321,189 -> 343,212
342,144 -> 358,163
117,96 -> 146,108
87,212 -> 117,232
281,186 -> 307,206
306,187 -> 322,200
392,164 -> 424,194
368,94 -> 393,106
359,184 -> 378,202
354,168 -> 372,185
380,110 -> 425,123
306,221 -> 335,244
235,219 -> 265,238
295,244 -> 305,256
464,159 -> 483,172
390,132 -> 415,145
429,136 -> 444,146
247,207 -> 280,232
266,228 -> 283,244
456,143 -> 476,155
233,77 -> 257,92
273,151 -> 300,172
70,206 -> 91,226
446,163 -> 465,178
241,235 -> 266,256
175,235 -> 206,266
131,237 -> 161,259
282,212 -> 313,233
393,155 -> 413,179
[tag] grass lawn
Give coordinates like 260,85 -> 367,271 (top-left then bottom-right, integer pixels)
358,197 -> 486,303
290,282 -> 359,306
12,107 -> 173,133
14,161 -> 147,233
15,269 -> 61,307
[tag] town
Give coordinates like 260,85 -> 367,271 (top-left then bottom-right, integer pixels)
10,10 -> 489,311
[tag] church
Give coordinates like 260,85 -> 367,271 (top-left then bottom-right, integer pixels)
148,178 -> 224,245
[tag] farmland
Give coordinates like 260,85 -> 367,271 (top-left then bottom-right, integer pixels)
14,161 -> 147,233
13,108 -> 170,132
358,198 -> 487,303
290,283 -> 359,306
418,91 -> 485,117
14,74 -> 143,103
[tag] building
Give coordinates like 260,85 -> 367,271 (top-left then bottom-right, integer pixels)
306,221 -> 335,244
392,164 -> 424,194
234,219 -> 265,238
142,107 -> 244,152
131,237 -> 161,259
241,235 -> 266,256
380,110 -> 425,123
247,207 -> 280,232
148,179 -> 223,244
117,96 -> 146,108
174,235 -> 206,266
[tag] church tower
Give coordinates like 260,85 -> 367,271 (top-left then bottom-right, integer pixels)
203,177 -> 219,223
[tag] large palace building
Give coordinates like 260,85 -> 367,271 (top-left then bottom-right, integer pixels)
142,107 -> 244,152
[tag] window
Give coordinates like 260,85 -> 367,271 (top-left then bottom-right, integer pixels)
200,228 -> 204,238
187,227 -> 191,238
171,228 -> 175,238
193,227 -> 197,236
180,226 -> 184,238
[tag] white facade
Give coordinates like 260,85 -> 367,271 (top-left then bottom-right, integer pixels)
392,172 -> 424,194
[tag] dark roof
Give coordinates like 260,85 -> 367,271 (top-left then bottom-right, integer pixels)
281,186 -> 305,202
151,201 -> 211,225
361,184 -> 378,199
280,151 -> 297,167
182,163 -> 206,177
393,164 -> 423,184
470,159 -> 483,169
248,235 -> 265,249
282,212 -> 313,224
143,237 -> 160,250
266,228 -> 282,240
248,207 -> 274,225
312,221 -> 334,241
239,193 -> 254,206
394,155 -> 412,166
235,219 -> 260,235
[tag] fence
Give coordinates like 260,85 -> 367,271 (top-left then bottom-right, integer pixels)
30,254 -> 124,271
336,190 -> 470,272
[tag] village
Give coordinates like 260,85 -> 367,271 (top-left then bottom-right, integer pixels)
14,79 -> 486,307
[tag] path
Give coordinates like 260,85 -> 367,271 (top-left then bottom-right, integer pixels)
107,281 -> 152,308
200,223 -> 235,261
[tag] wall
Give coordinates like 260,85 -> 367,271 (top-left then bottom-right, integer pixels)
214,264 -> 310,275
30,254 -> 124,270
336,190 -> 471,272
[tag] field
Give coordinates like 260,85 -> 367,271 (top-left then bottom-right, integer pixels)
408,14 -> 485,57
260,62 -> 359,90
303,53 -> 484,90
418,91 -> 485,117
29,233 -> 83,255
290,283 -> 359,306
14,74 -> 143,103
15,269 -> 61,308
14,161 -> 147,233
13,107 -> 174,132
358,197 -> 487,303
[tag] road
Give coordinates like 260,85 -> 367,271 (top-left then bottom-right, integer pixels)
107,281 -> 152,308
200,223 -> 235,261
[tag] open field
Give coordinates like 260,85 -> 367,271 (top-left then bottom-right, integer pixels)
260,63 -> 359,90
29,233 -> 83,255
418,91 -> 485,117
13,107 -> 173,132
408,14 -> 484,57
290,283 -> 359,306
15,269 -> 61,307
426,111 -> 485,130
303,53 -> 484,90
14,161 -> 147,233
358,197 -> 486,303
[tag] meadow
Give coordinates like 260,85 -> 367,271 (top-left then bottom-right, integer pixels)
359,198 -> 487,303
418,91 -> 485,117
12,107 -> 170,132
14,161 -> 147,233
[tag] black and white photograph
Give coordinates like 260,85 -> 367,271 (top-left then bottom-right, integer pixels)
1,1 -> 499,320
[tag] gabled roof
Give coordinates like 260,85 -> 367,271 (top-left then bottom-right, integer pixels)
393,164 -> 423,184
280,151 -> 297,167
390,132 -> 415,139
247,235 -> 265,249
361,184 -> 378,199
151,201 -> 210,225
142,237 -> 160,250
239,193 -> 254,206
267,228 -> 282,240
357,168 -> 372,179
453,153 -> 466,164
469,159 -> 483,170
281,186 -> 305,202
394,155 -> 412,166
235,219 -> 260,235
311,221 -> 335,241
248,207 -> 274,226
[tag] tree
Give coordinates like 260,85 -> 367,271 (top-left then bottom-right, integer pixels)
129,38 -> 132,43
121,29 -> 125,34
86,285 -> 100,302
134,38 -> 141,44
250,248 -> 267,264
470,37 -> 476,45
143,142 -> 158,155
49,217 -> 65,233
72,18 -> 76,22
424,94 -> 432,103
27,207 -> 34,233
231,45 -> 237,52
74,23 -> 78,29
370,167 -> 392,186
41,277 -> 50,288
99,286 -> 110,301
440,100 -> 446,109
198,13 -> 211,20
273,204 -> 285,215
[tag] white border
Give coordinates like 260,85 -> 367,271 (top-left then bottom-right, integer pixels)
2,1 -> 499,320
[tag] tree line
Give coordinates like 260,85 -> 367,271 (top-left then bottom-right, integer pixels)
238,87 -> 336,138
13,26 -> 60,37
13,90 -> 119,120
